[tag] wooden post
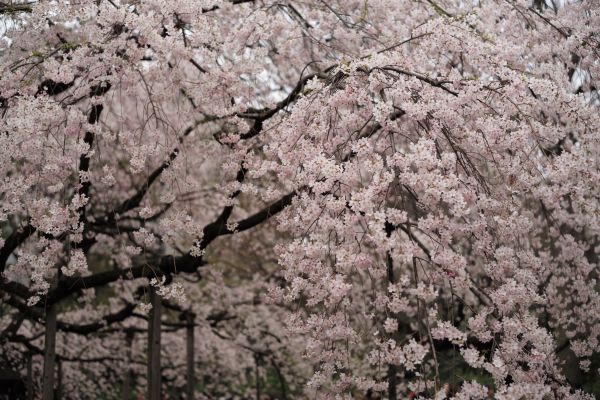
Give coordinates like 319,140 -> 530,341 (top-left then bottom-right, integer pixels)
185,312 -> 195,400
147,287 -> 161,400
387,363 -> 397,400
26,352 -> 33,400
122,331 -> 134,400
42,304 -> 57,400
255,353 -> 260,400
56,359 -> 63,400
386,251 -> 397,400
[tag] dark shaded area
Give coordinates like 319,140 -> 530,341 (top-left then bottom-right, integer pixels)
0,370 -> 25,400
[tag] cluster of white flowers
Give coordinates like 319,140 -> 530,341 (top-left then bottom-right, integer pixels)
150,276 -> 187,305
61,249 -> 88,277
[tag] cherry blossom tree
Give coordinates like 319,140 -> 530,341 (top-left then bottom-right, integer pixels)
1,0 -> 599,399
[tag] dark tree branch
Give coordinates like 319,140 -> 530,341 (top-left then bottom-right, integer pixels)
9,335 -> 124,363
0,224 -> 36,273
0,3 -> 32,14
76,104 -> 104,222
237,71 -> 327,140
95,118 -> 211,226
201,0 -> 256,13
36,79 -> 74,96
4,296 -> 136,334
50,190 -> 297,303
377,66 -> 459,96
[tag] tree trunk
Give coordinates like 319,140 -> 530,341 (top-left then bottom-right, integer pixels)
42,304 -> 56,400
147,288 -> 161,400
186,312 -> 195,400
26,352 -> 33,400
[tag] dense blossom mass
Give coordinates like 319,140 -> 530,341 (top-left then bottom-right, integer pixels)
0,0 -> 599,398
